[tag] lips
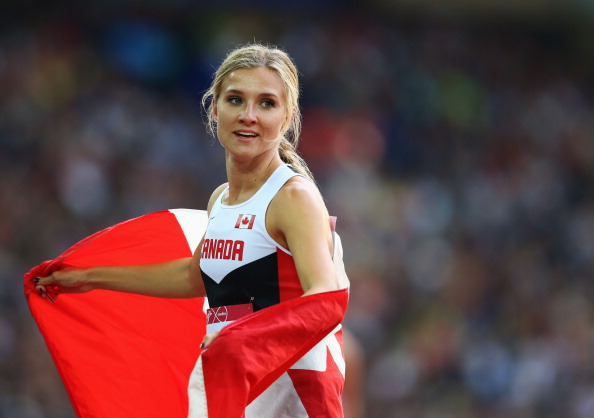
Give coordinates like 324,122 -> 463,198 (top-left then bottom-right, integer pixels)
233,130 -> 259,141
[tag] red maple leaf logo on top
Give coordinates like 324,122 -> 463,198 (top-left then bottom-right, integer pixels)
235,214 -> 256,229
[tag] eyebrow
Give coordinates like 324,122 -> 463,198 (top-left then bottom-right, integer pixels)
223,89 -> 280,100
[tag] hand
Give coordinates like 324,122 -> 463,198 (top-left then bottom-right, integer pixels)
35,268 -> 94,296
200,331 -> 220,350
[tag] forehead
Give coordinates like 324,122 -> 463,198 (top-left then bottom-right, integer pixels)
221,67 -> 286,98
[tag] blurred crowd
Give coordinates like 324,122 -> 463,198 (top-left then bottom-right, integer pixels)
1,5 -> 594,418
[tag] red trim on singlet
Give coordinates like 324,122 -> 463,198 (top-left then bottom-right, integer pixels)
276,248 -> 304,302
329,216 -> 337,232
276,216 -> 337,303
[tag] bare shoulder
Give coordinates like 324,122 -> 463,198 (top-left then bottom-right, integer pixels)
269,176 -> 329,228
207,183 -> 228,213
278,176 -> 326,210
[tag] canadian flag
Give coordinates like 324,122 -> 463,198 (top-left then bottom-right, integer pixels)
235,214 -> 256,229
23,209 -> 349,417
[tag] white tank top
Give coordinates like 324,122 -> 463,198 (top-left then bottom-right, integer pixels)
199,164 -> 304,312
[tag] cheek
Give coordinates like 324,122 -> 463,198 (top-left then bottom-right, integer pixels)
272,113 -> 289,134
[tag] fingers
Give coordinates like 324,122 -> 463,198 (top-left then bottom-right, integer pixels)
32,275 -> 57,303
35,274 -> 54,286
200,331 -> 220,350
35,284 -> 59,303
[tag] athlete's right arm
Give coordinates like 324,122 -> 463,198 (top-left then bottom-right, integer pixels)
36,184 -> 229,299
35,250 -> 205,298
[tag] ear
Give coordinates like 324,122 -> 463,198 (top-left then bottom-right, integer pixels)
283,109 -> 294,133
212,98 -> 218,119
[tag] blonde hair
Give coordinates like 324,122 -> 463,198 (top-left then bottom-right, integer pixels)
202,44 -> 313,180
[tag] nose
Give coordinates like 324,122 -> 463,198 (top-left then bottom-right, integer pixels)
239,104 -> 257,124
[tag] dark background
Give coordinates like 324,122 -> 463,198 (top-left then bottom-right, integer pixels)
1,1 -> 594,417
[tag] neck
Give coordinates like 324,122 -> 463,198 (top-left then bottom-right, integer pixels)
224,153 -> 284,206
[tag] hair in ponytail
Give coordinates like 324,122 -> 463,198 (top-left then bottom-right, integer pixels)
202,43 -> 314,180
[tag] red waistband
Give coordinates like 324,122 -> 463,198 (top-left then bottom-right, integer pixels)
206,303 -> 253,325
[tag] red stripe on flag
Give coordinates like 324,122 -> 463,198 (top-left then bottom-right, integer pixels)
288,349 -> 345,417
24,210 -> 207,418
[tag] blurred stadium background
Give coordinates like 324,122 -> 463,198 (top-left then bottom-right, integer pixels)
2,1 -> 594,417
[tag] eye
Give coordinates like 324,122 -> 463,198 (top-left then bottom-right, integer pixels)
227,96 -> 242,105
261,99 -> 276,108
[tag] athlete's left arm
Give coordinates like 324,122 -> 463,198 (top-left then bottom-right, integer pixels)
269,177 -> 340,296
201,180 -> 340,349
